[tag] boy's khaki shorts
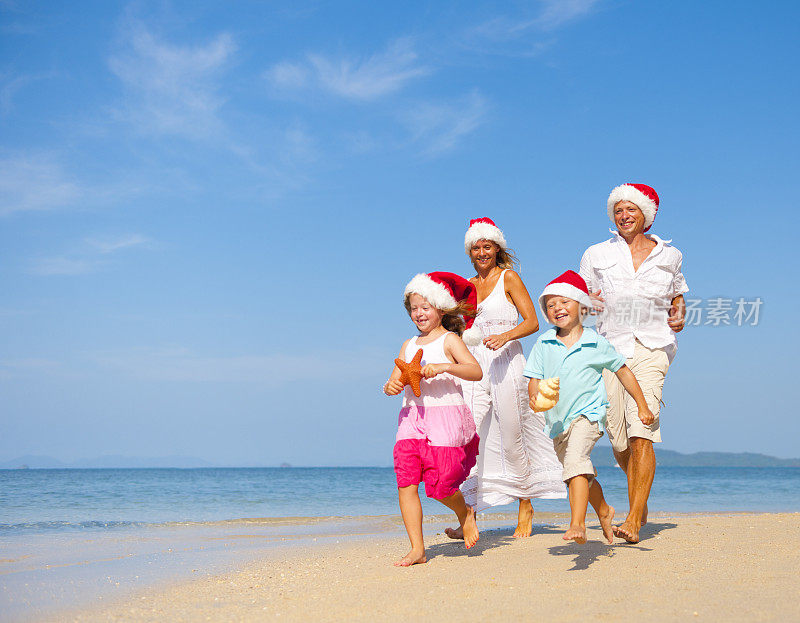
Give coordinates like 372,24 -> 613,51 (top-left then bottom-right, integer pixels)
603,339 -> 669,453
552,416 -> 603,483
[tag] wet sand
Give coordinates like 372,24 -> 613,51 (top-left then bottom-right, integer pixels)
45,513 -> 800,622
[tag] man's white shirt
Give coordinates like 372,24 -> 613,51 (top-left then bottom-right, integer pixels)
579,230 -> 689,362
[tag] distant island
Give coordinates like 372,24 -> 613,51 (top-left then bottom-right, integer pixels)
592,447 -> 800,468
1,449 -> 798,470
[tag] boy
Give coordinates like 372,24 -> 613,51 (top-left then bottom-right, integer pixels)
523,270 -> 654,544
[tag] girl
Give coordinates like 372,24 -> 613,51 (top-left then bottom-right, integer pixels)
448,218 -> 565,541
383,271 -> 483,567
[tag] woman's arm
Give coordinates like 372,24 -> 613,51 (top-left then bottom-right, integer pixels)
483,270 -> 540,350
422,334 -> 482,381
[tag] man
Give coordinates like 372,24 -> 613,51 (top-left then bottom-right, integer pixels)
579,183 -> 688,543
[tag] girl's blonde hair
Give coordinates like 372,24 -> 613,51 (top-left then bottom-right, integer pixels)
404,297 -> 476,337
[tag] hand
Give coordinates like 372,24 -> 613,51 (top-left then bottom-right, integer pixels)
588,289 -> 605,314
528,398 -> 537,412
638,406 -> 655,426
421,363 -> 449,379
483,334 -> 509,350
383,379 -> 405,395
668,298 -> 686,333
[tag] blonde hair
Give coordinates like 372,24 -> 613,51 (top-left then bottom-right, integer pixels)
469,241 -> 519,270
403,297 -> 476,337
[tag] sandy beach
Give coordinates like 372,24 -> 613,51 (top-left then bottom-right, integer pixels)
42,512 -> 799,622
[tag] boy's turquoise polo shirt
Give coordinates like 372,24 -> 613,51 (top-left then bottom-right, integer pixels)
523,327 -> 626,439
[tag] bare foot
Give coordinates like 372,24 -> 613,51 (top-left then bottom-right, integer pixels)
612,520 -> 640,544
597,505 -> 615,544
512,499 -> 533,538
462,506 -> 480,549
444,526 -> 464,540
563,524 -> 586,544
641,503 -> 648,526
393,549 -> 427,567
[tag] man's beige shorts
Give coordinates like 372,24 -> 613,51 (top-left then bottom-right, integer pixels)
602,340 -> 669,453
552,416 -> 603,483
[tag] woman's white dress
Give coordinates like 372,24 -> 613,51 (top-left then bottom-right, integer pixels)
461,270 -> 566,510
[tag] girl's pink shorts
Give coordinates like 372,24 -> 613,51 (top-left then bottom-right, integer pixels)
393,436 -> 479,500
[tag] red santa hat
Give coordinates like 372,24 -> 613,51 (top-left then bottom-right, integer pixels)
607,183 -> 660,231
538,270 -> 593,317
464,217 -> 507,254
404,271 -> 481,345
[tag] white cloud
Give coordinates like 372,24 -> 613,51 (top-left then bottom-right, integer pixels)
463,0 -> 601,55
85,234 -> 150,254
109,22 -> 236,139
267,38 -> 429,101
0,71 -> 55,115
0,154 -> 81,215
267,61 -> 309,90
402,91 -> 487,156
29,256 -> 96,276
90,346 -> 381,385
29,232 -> 150,276
537,0 -> 601,29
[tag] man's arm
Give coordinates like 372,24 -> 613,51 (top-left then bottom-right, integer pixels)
668,294 -> 686,333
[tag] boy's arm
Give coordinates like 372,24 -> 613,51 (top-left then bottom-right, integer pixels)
527,378 -> 541,412
614,365 -> 654,425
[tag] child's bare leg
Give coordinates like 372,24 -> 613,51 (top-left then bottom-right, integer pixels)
513,498 -> 534,538
439,490 -> 479,549
564,475 -> 589,544
395,485 -> 426,567
587,479 -> 615,544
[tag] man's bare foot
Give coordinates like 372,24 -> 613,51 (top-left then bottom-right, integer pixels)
462,506 -> 480,549
444,526 -> 464,540
563,524 -> 586,544
641,503 -> 648,526
393,549 -> 427,567
612,520 -> 640,544
597,505 -> 615,544
512,499 -> 533,538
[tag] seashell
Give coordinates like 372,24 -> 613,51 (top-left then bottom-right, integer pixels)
533,377 -> 559,412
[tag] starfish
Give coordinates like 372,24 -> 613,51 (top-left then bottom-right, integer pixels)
394,349 -> 424,397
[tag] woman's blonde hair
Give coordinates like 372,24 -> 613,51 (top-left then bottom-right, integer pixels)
469,241 -> 519,270
404,297 -> 476,337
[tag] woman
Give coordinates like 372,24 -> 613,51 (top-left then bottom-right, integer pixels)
448,218 -> 565,539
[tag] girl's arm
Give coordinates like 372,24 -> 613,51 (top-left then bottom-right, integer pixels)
483,270 -> 540,350
527,378 -> 540,412
614,365 -> 655,424
422,334 -> 482,381
383,340 -> 409,395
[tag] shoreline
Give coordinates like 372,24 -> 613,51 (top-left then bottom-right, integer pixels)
14,512 -> 798,622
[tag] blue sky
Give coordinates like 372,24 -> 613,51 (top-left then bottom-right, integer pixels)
2,0 -> 798,466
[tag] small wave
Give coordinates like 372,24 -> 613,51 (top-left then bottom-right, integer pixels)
0,520 -> 150,533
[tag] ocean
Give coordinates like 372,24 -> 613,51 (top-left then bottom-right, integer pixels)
2,466 -> 799,621
3,465 -> 800,530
